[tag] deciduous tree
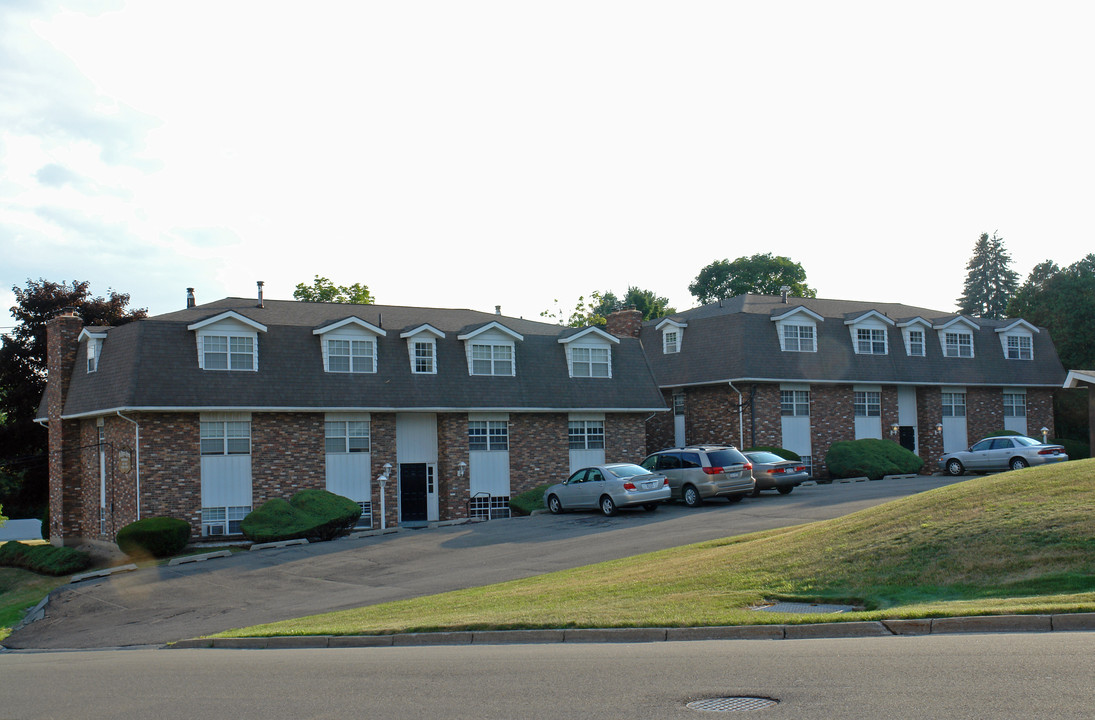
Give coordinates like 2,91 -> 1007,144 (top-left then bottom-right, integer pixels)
1006,254 -> 1095,371
293,276 -> 374,304
689,254 -> 815,304
0,280 -> 146,516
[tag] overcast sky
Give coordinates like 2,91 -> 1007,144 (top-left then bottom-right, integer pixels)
2,0 -> 1093,329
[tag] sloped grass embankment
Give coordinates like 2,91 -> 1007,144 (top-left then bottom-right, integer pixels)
218,459 -> 1095,638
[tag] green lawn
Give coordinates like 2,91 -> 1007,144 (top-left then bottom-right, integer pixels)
216,459 -> 1095,638
0,567 -> 67,643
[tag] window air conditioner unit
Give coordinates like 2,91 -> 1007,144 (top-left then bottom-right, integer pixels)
203,523 -> 226,537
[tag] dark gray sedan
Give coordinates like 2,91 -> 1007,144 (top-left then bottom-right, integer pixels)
743,451 -> 810,494
545,464 -> 671,516
938,435 -> 1069,476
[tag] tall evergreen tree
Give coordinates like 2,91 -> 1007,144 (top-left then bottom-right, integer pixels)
957,232 -> 1019,318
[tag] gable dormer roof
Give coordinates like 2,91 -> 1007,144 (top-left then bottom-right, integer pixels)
187,310 -> 268,333
400,323 -> 446,339
557,326 -> 620,345
312,316 -> 386,336
995,319 -> 1040,335
932,315 -> 979,332
770,305 -> 825,323
843,309 -> 895,326
896,316 -> 934,328
655,318 -> 688,331
457,321 -> 524,342
78,328 -> 109,341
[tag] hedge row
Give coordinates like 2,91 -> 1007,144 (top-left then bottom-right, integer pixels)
0,541 -> 91,576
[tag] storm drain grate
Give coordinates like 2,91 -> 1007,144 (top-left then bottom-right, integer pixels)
687,696 -> 779,712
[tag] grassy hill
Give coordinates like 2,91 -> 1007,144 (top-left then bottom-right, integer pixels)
217,459 -> 1095,638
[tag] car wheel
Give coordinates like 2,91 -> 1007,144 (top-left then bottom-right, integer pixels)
682,485 -> 701,507
547,495 -> 563,514
643,503 -> 659,512
1010,457 -> 1028,470
600,495 -> 617,516
945,459 -> 965,476
777,486 -> 794,495
750,488 -> 762,497
726,494 -> 744,504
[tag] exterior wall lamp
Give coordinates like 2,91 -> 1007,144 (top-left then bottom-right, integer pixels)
457,461 -> 467,478
935,423 -> 943,435
890,423 -> 899,436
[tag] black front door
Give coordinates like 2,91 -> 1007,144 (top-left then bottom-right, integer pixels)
899,426 -> 916,452
400,463 -> 428,523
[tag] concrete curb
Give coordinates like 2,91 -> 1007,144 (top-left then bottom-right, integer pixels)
168,612 -> 1095,650
169,550 -> 233,565
71,564 -> 138,583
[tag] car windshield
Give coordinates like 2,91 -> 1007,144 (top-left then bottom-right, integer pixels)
1012,436 -> 1041,447
606,464 -> 651,478
746,452 -> 785,463
705,449 -> 746,466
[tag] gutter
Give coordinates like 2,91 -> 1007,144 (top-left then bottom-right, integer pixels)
727,381 -> 744,449
116,411 -> 141,521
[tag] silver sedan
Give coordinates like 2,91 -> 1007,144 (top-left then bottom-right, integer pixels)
545,463 -> 672,516
743,451 -> 810,494
938,435 -> 1069,475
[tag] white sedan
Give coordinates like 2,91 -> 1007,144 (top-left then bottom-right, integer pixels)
545,463 -> 672,516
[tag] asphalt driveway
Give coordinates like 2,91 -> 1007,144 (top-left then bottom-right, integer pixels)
5,476 -> 963,650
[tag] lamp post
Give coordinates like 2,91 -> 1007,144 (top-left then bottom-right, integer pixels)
1041,427 -> 1049,444
378,462 -> 392,530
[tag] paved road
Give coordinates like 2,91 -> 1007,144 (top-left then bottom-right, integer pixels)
3,633 -> 1093,719
5,476 -> 963,650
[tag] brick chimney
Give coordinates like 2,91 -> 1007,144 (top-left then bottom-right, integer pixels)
605,308 -> 642,338
46,308 -> 84,545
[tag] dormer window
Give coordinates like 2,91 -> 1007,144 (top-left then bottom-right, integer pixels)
188,311 -> 267,372
1006,335 -> 1032,360
907,329 -> 925,356
944,331 -> 973,358
856,328 -> 886,355
327,339 -> 375,373
401,324 -> 444,375
80,329 -> 108,373
458,322 -> 523,377
783,324 -> 815,352
313,316 -> 386,374
656,318 -> 687,354
571,346 -> 610,377
663,330 -> 679,353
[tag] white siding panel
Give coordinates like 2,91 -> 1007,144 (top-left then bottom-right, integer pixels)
941,417 -> 967,453
470,451 -> 510,496
780,416 -> 812,458
200,456 -> 252,507
855,417 -> 882,440
569,448 -> 605,473
396,414 -> 438,463
897,387 -> 917,426
325,453 -> 372,502
1004,415 -> 1027,435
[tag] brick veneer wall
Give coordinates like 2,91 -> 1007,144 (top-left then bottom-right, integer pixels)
746,383 -> 783,449
509,413 -> 569,496
966,387 -> 1003,443
645,391 -> 675,450
437,413 -> 467,519
250,413 -> 326,504
916,386 -> 944,463
1027,388 -> 1055,439
605,413 -> 647,463
137,413 -> 202,537
369,413 -> 398,529
46,311 -> 82,545
803,385 -> 855,477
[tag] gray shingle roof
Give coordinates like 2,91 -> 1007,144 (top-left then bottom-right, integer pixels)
57,298 -> 667,417
641,294 -> 1066,388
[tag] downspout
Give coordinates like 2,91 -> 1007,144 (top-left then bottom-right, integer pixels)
727,382 -> 744,449
116,411 -> 141,521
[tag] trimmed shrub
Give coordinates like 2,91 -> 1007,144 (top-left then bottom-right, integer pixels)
0,541 -> 91,576
1056,437 -> 1090,460
743,446 -> 801,461
510,483 -> 552,515
116,517 -> 192,559
241,489 -> 362,544
825,438 -> 925,480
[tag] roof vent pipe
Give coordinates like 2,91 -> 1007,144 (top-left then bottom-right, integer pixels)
186,288 -> 196,308
495,305 -> 502,315
257,280 -> 265,308
780,285 -> 791,303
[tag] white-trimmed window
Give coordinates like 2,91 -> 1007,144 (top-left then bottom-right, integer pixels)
200,420 -> 251,455
854,391 -> 881,417
413,341 -> 436,374
203,335 -> 256,370
781,390 -> 810,416
571,346 -> 610,378
469,420 -> 508,450
663,329 -> 680,354
471,343 -> 513,376
673,393 -> 685,416
568,420 -> 605,450
783,324 -> 815,352
87,338 -> 101,373
944,332 -> 973,358
1006,335 -> 1033,360
201,506 -> 250,536
1003,392 -> 1027,417
856,328 -> 887,355
941,391 -> 966,417
907,329 -> 925,356
325,420 -> 371,453
326,338 -> 376,373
